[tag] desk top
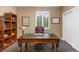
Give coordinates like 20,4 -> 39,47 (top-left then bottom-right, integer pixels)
19,33 -> 60,39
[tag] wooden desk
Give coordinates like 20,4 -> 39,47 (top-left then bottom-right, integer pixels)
17,33 -> 60,52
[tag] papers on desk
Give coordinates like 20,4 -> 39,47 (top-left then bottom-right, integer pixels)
34,33 -> 49,38
34,33 -> 44,36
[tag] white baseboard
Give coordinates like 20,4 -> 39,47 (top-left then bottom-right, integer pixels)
63,39 -> 79,52
55,34 -> 79,51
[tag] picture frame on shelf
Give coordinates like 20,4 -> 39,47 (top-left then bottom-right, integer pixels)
22,16 -> 30,26
51,17 -> 60,24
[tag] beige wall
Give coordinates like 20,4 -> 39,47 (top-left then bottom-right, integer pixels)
16,7 -> 62,38
0,6 -> 75,38
0,6 -> 16,16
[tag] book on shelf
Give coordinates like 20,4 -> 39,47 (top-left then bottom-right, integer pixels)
3,34 -> 8,38
12,32 -> 15,36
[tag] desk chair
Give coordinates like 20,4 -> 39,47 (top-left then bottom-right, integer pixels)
35,26 -> 44,34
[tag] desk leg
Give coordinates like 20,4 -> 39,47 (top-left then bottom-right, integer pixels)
18,43 -> 22,52
52,44 -> 54,48
25,43 -> 27,51
54,43 -> 57,52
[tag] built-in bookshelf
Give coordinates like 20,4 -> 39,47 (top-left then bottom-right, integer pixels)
0,19 -> 4,48
0,13 -> 17,51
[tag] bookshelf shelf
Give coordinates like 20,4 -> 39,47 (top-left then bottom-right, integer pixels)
4,20 -> 11,22
0,13 -> 17,51
12,20 -> 16,23
4,28 -> 11,30
0,39 -> 3,41
4,36 -> 11,40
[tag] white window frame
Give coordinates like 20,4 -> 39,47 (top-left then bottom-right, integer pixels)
35,11 -> 50,29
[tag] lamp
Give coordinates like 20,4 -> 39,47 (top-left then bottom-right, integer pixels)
19,26 -> 26,37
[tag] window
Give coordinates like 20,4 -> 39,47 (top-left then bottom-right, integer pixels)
36,11 -> 50,29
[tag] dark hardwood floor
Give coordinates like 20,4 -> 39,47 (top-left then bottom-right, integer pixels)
2,40 -> 77,52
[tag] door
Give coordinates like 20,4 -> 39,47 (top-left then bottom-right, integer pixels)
63,7 -> 79,50
63,9 -> 73,43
